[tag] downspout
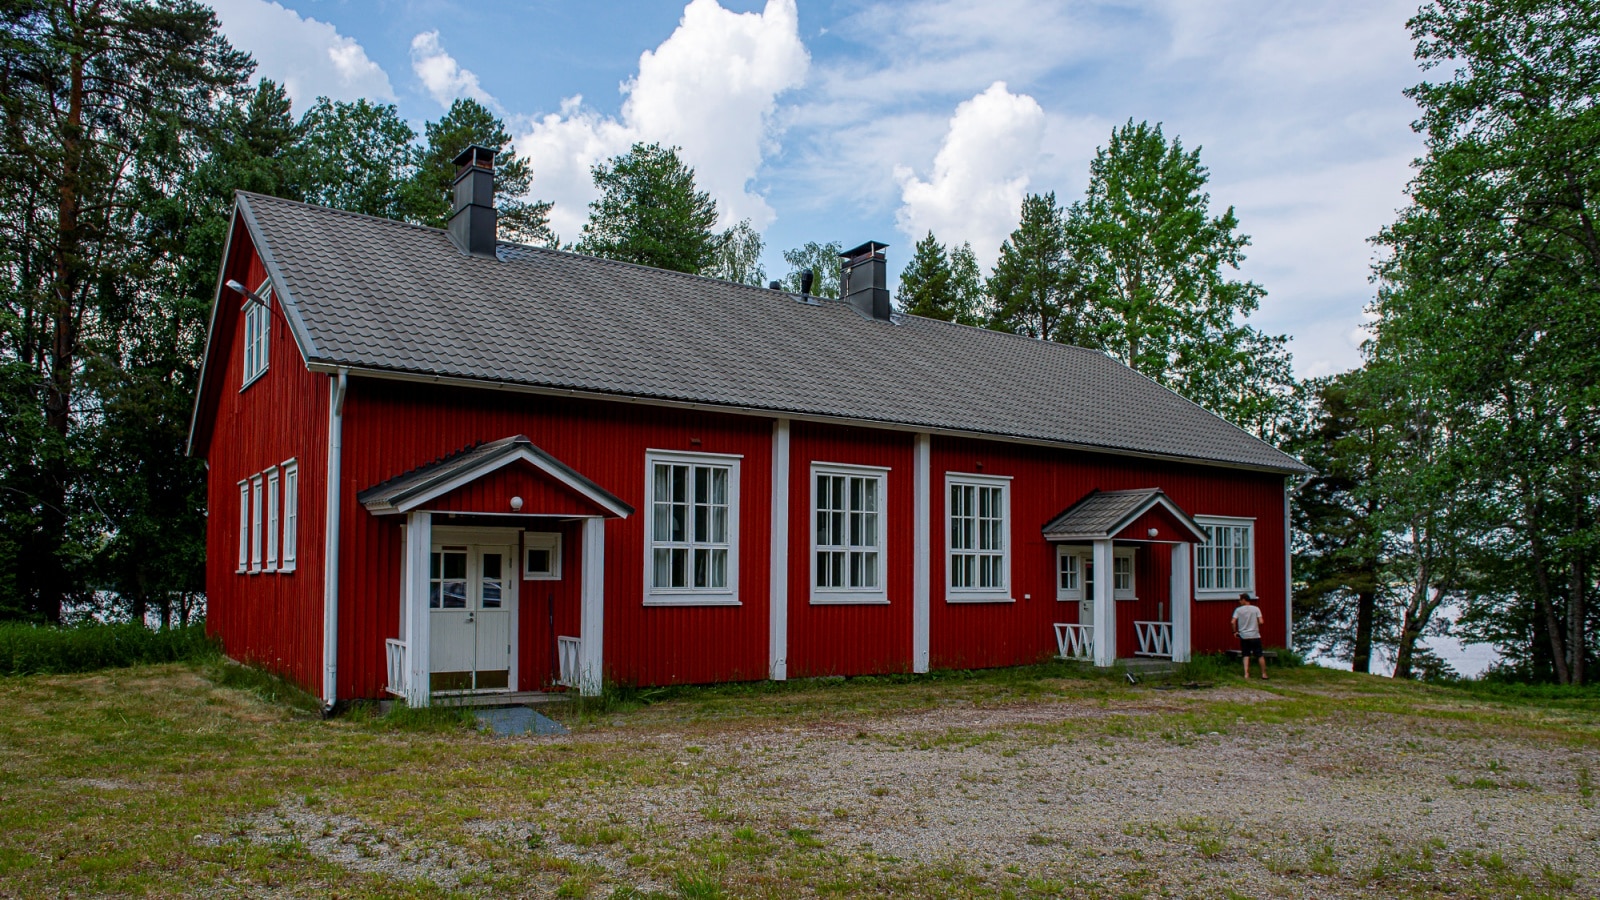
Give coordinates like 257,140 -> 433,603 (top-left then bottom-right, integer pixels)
322,368 -> 348,714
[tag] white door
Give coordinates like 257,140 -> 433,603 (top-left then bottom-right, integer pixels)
429,543 -> 516,693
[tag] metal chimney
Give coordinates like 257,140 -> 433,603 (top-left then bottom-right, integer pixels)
840,241 -> 891,321
448,145 -> 497,259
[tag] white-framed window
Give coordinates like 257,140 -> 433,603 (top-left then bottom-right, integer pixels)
237,481 -> 250,573
810,463 -> 888,604
1055,545 -> 1137,601
241,279 -> 271,387
524,532 -> 562,580
265,468 -> 280,571
644,450 -> 741,605
946,473 -> 1011,602
249,475 -> 264,573
280,460 -> 298,571
1195,516 -> 1255,597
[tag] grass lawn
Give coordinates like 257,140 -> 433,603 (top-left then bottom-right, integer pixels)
0,658 -> 1596,898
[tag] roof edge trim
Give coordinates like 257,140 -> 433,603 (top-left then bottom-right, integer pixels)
360,438 -> 633,518
314,363 -> 1313,477
1043,489 -> 1211,543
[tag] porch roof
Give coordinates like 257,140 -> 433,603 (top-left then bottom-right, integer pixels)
357,435 -> 632,518
1041,488 -> 1207,543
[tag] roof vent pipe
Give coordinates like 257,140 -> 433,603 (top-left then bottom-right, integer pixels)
799,268 -> 814,296
448,145 -> 498,259
840,241 -> 892,321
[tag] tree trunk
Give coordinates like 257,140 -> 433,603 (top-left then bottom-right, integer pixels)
1353,586 -> 1376,674
1521,478 -> 1571,684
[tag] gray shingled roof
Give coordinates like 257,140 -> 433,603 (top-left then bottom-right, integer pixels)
237,192 -> 1310,475
1041,489 -> 1207,541
356,435 -> 632,516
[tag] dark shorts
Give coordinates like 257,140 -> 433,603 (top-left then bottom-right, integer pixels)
1240,637 -> 1264,659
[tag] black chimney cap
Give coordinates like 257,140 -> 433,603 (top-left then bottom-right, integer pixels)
800,268 -> 815,295
453,144 -> 496,171
840,240 -> 888,260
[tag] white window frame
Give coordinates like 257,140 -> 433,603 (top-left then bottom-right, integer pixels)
1055,545 -> 1136,601
249,475 -> 264,573
643,449 -> 742,606
523,532 -> 562,580
265,468 -> 280,571
1194,515 -> 1255,599
240,278 -> 271,389
237,481 -> 250,573
945,473 -> 1012,603
281,460 -> 298,572
809,462 -> 889,605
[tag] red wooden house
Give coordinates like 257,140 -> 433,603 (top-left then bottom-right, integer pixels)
188,147 -> 1310,710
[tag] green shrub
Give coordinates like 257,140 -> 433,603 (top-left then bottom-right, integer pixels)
0,621 -> 216,676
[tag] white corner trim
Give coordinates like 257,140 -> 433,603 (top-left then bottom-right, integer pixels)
579,517 -> 606,696
912,434 -> 930,674
322,368 -> 348,710
769,419 -> 789,681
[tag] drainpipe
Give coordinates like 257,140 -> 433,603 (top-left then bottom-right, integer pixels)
322,368 -> 348,714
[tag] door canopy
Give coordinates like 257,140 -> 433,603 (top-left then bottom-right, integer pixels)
358,435 -> 632,518
1041,488 -> 1207,543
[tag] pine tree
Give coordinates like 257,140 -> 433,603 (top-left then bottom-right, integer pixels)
406,99 -> 552,245
896,233 -> 954,319
578,142 -> 720,274
986,193 -> 1082,341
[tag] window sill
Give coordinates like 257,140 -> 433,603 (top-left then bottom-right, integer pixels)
643,595 -> 741,607
809,594 -> 890,606
946,594 -> 1015,604
523,574 -> 560,582
239,369 -> 267,392
1195,590 -> 1253,601
279,565 -> 296,575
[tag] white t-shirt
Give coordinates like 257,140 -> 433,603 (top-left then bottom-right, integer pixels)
1232,604 -> 1262,639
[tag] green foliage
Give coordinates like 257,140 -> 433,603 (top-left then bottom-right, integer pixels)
404,98 -> 552,245
779,241 -> 843,298
295,97 -> 419,220
577,142 -> 720,274
1067,120 -> 1297,441
986,192 -> 1081,341
704,218 -> 766,286
896,232 -> 983,325
0,622 -> 215,676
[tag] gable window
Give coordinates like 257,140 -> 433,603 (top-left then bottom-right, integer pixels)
265,468 -> 280,571
524,532 -> 562,580
281,461 -> 298,571
645,450 -> 741,605
1055,546 -> 1137,601
241,280 -> 271,387
811,464 -> 888,603
249,475 -> 264,573
237,481 -> 250,573
946,473 -> 1011,602
1195,516 -> 1254,596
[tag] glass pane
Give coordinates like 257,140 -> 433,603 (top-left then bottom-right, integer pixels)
711,549 -> 727,587
864,511 -> 877,548
482,553 -> 501,580
442,552 -> 466,580
694,548 -> 709,587
850,551 -> 862,587
816,509 -> 829,546
430,552 -> 440,580
654,502 -> 670,542
528,549 -> 551,573
694,504 -> 709,542
653,548 -> 671,588
695,466 -> 709,504
713,506 -> 728,544
481,581 -> 502,608
654,463 -> 670,503
816,551 -> 829,587
830,551 -> 844,587
671,502 -> 686,542
429,583 -> 441,609
863,479 -> 877,513
672,464 -> 687,503
862,551 -> 877,588
671,548 -> 687,587
441,581 -> 467,608
712,467 -> 728,505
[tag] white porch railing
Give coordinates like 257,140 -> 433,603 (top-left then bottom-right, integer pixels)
1053,623 -> 1094,661
385,638 -> 408,696
557,636 -> 581,688
1134,621 -> 1174,658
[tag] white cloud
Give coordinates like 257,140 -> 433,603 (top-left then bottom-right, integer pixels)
410,30 -> 497,110
515,0 -> 809,239
209,0 -> 393,107
893,82 -> 1046,268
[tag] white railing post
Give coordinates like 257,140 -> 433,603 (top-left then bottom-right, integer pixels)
404,510 -> 432,707
1170,542 -> 1192,663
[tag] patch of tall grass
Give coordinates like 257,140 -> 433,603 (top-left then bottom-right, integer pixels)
0,621 -> 216,676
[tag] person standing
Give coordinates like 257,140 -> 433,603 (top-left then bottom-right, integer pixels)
1232,594 -> 1267,680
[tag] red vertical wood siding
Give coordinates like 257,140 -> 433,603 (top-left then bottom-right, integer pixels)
785,422 -> 915,677
929,436 -> 1287,670
199,220 -> 329,691
1114,542 -> 1172,658
335,381 -> 773,697
518,519 -> 583,691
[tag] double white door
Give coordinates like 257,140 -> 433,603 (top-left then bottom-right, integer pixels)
429,543 -> 515,693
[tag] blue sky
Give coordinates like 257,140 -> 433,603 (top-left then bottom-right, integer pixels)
210,0 -> 1431,380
